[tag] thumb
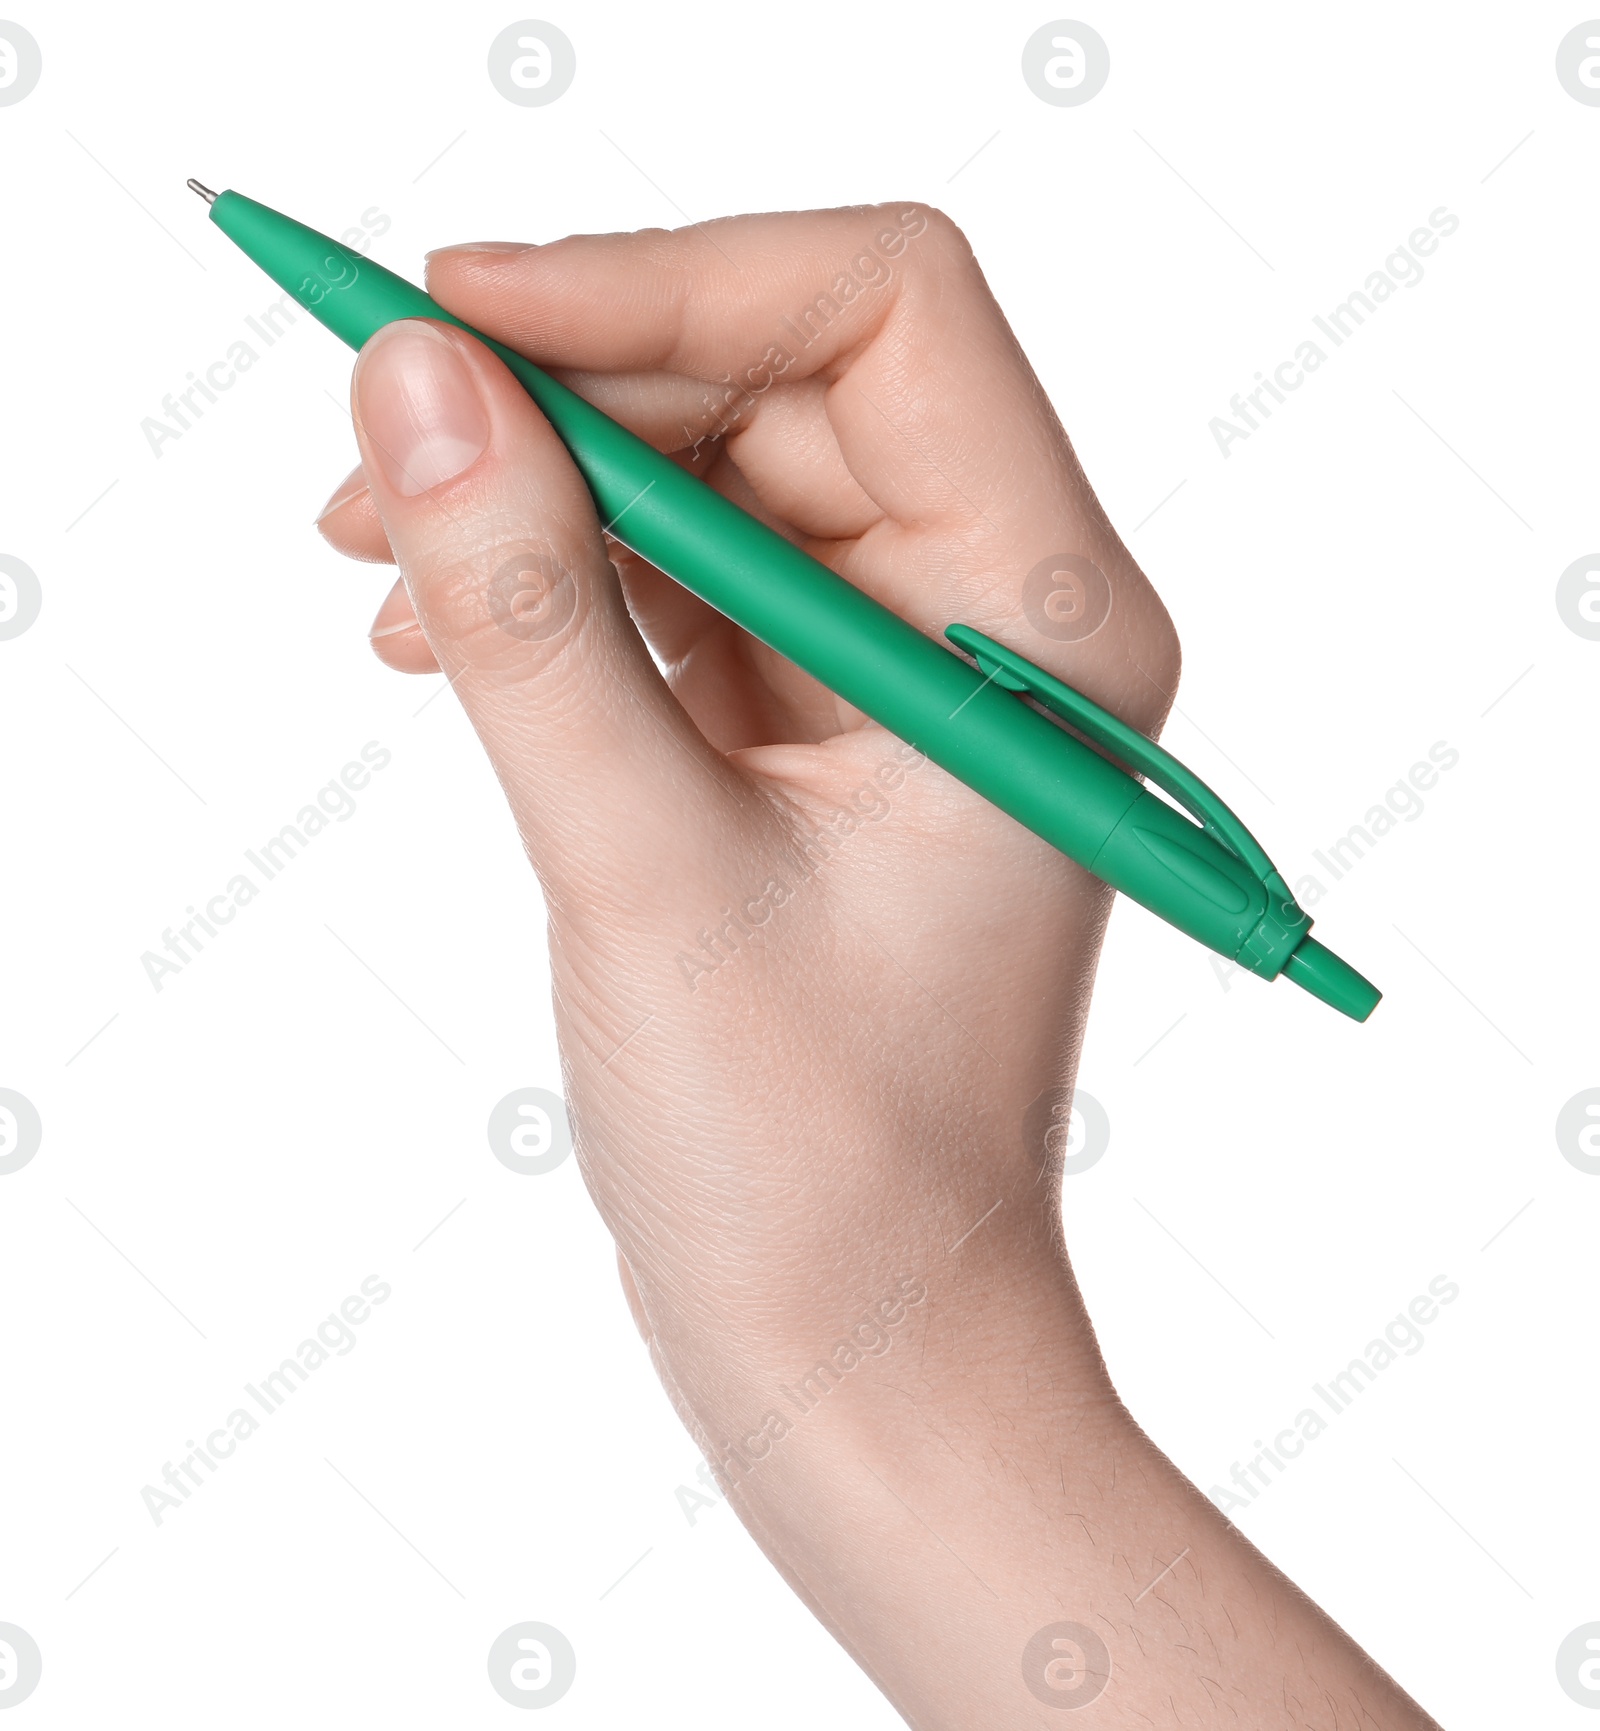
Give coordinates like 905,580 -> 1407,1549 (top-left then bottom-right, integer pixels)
350,318 -> 744,917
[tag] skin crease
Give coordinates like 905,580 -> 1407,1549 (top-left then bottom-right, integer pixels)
317,206 -> 1442,1730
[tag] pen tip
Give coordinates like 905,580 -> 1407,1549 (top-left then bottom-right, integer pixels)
186,178 -> 218,205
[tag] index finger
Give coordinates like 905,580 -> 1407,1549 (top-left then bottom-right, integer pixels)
425,206 -> 1180,735
425,204 -> 954,381
423,205 -> 1073,529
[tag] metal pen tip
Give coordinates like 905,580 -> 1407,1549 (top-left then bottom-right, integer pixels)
186,178 -> 218,204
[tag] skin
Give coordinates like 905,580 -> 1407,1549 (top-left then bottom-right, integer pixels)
316,204 -> 1441,1729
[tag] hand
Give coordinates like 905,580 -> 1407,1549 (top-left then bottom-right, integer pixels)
316,206 -> 1436,1729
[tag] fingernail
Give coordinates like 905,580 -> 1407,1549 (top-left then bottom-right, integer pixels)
426,241 -> 531,262
356,322 -> 490,497
314,467 -> 369,524
370,617 -> 421,640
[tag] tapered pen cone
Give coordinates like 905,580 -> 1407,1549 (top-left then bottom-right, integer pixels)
1283,937 -> 1382,1022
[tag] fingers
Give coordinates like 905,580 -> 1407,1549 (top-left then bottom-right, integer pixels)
420,204 -> 1049,533
424,207 -> 939,380
420,205 -> 1033,523
312,450 -> 788,717
315,470 -> 439,671
368,575 -> 438,673
424,207 -> 1181,735
349,318 -> 750,916
314,464 -> 392,563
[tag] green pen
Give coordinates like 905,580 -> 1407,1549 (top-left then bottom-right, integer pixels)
188,182 -> 1381,1023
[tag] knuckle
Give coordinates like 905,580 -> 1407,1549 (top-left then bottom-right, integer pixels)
1143,609 -> 1183,696
902,204 -> 974,267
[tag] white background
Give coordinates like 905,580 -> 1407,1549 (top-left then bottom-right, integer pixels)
2,1 -> 1595,1724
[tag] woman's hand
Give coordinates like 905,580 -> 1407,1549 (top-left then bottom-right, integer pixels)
318,203 -> 1175,1393
315,206 -> 1435,1729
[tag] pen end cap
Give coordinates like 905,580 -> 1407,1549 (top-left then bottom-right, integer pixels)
1283,937 -> 1382,1022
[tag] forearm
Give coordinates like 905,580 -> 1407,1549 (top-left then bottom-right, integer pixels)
675,1237 -> 1442,1730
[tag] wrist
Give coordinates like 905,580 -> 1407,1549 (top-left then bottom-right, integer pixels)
677,1227 -> 1124,1518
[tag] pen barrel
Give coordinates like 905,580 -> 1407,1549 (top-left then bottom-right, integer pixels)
209,192 -> 1290,973
518,394 -> 1283,967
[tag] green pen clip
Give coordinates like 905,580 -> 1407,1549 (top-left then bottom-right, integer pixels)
944,623 -> 1316,981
